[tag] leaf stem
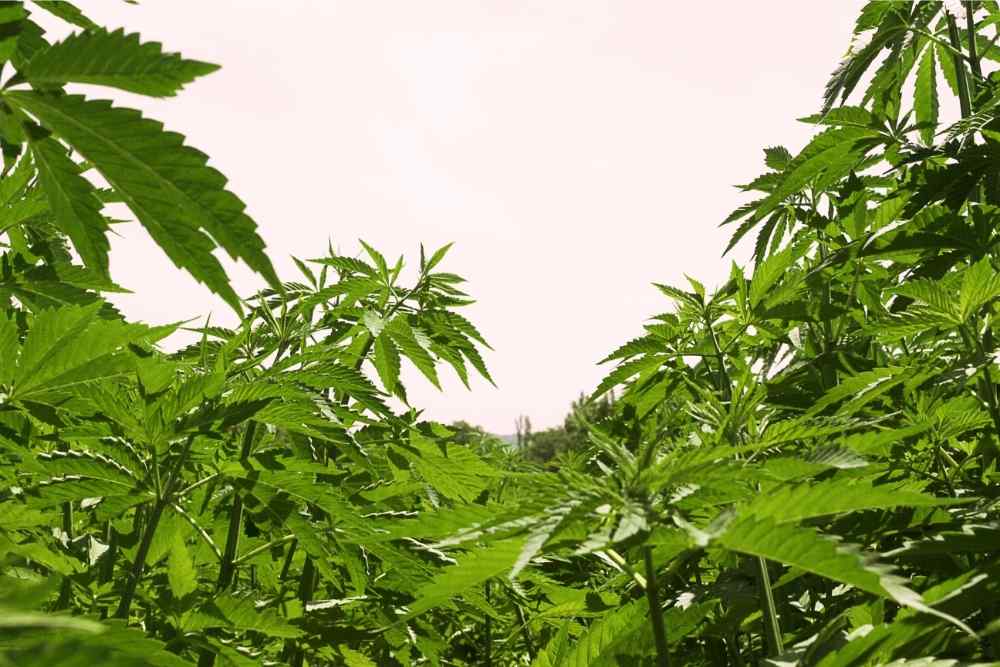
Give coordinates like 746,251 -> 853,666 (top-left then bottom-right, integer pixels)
233,533 -> 295,566
755,555 -> 783,657
602,548 -> 647,588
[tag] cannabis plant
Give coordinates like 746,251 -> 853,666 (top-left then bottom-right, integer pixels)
4,1 -> 1000,666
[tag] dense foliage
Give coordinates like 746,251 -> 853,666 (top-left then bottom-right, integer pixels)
3,1 -> 1000,665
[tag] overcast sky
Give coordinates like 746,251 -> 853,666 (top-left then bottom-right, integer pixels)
39,2 -> 858,433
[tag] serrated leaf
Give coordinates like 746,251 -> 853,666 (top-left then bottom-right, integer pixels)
25,28 -> 218,97
405,538 -> 523,618
167,532 -> 196,599
744,478 -> 962,525
386,316 -> 440,389
23,124 -> 110,277
717,516 -> 971,633
914,45 -> 939,145
5,92 -> 279,311
373,333 -> 400,393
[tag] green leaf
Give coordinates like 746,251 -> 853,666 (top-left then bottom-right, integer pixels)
0,4 -> 25,66
25,28 -> 218,97
551,598 -> 649,666
914,45 -> 939,145
23,124 -> 110,277
4,92 -> 279,311
9,304 -> 164,402
743,478 -> 962,525
405,538 -> 523,618
396,432 -> 501,503
959,258 -> 1000,320
764,145 -> 792,170
386,316 -> 440,389
30,1 -> 98,31
752,126 -> 876,223
0,311 -> 17,387
717,516 -> 971,633
202,595 -> 302,638
373,332 -> 400,393
167,532 -> 197,600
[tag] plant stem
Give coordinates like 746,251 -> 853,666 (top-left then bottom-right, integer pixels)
216,421 -> 258,590
484,581 -> 493,667
643,546 -> 671,667
603,548 -> 647,588
948,12 -> 973,118
514,602 -> 536,662
54,501 -> 74,609
755,555 -> 783,657
115,435 -> 194,621
114,496 -> 167,619
966,4 -> 983,86
288,556 -> 317,667
960,324 -> 1000,463
233,534 -> 295,566
279,539 -> 298,581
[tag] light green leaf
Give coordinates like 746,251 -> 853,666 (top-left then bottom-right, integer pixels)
743,478 -> 962,525
405,538 -> 523,618
167,532 -> 197,600
959,258 -> 1000,321
386,316 -> 440,389
373,332 -> 400,393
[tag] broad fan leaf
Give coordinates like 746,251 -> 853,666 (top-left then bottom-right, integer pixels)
0,619 -> 193,666
24,28 -> 219,97
4,303 -> 172,402
4,92 -> 280,310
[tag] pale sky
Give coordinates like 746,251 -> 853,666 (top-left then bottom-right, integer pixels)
39,2 -> 858,433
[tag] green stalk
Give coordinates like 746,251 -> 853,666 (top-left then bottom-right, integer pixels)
643,546 -> 671,667
965,4 -> 983,86
114,495 -> 168,619
288,556 -> 317,667
959,324 -> 1000,463
115,435 -> 194,620
514,602 -> 536,662
603,548 -> 647,588
947,12 -> 973,118
727,632 -> 747,667
755,555 -> 783,657
233,534 -> 295,566
704,312 -> 732,401
216,421 -> 258,590
54,501 -> 74,610
484,581 -> 493,666
279,539 -> 298,581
